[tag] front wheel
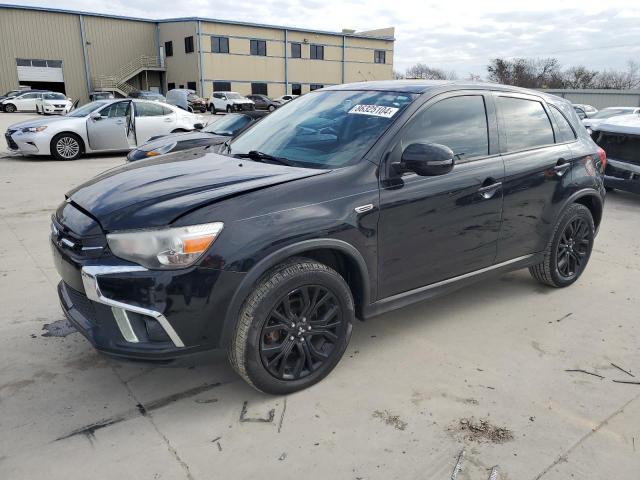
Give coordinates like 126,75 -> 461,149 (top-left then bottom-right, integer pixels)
529,203 -> 595,288
4,103 -> 16,113
51,133 -> 82,160
226,105 -> 232,113
268,105 -> 275,112
229,258 -> 354,394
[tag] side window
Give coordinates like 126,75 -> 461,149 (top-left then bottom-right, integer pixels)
136,102 -> 165,117
101,102 -> 129,118
549,105 -> 577,143
497,96 -> 554,151
161,106 -> 173,115
401,95 -> 489,162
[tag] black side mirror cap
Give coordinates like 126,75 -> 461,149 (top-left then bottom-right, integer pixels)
400,142 -> 455,176
194,123 -> 204,130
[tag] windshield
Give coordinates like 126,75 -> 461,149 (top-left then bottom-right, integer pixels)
44,93 -> 66,100
229,90 -> 416,168
67,101 -> 109,117
226,93 -> 243,100
4,90 -> 20,97
590,108 -> 635,119
204,114 -> 252,136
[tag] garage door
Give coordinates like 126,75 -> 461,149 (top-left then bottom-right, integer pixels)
16,58 -> 64,83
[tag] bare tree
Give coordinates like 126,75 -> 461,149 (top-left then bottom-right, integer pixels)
594,60 -> 640,89
393,70 -> 405,80
405,63 -> 457,80
563,66 -> 599,89
487,57 -> 562,88
466,73 -> 482,82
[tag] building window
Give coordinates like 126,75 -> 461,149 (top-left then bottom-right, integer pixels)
184,36 -> 194,54
211,36 -> 229,53
213,81 -> 231,92
291,83 -> 302,95
310,84 -> 324,91
165,41 -> 173,57
187,81 -> 197,91
167,82 -> 176,90
251,83 -> 268,95
291,43 -> 301,58
374,50 -> 386,64
310,44 -> 324,60
250,39 -> 267,56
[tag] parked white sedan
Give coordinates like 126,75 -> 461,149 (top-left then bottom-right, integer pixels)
35,92 -> 73,115
5,99 -> 204,160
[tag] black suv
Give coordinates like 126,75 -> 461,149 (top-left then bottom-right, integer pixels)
51,81 -> 606,394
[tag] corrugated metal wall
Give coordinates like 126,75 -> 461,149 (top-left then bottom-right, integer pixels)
542,89 -> 640,109
0,9 -> 86,102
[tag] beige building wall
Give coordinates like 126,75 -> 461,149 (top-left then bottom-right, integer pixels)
0,8 -> 87,102
158,21 -> 200,94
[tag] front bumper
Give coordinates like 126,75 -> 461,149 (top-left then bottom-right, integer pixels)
42,104 -> 69,114
604,158 -> 640,194
52,234 -> 246,362
6,131 -> 48,155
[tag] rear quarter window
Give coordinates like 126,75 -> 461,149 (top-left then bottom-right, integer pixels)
497,96 -> 554,151
549,105 -> 577,143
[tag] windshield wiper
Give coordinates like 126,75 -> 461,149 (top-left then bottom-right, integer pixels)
233,150 -> 293,166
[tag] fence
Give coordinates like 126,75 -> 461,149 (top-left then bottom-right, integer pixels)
540,89 -> 640,109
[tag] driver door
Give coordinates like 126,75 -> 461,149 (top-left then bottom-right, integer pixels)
377,92 -> 505,298
86,101 -> 134,151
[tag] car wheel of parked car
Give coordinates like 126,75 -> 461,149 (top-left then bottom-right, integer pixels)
51,133 -> 82,161
529,203 -> 594,288
605,187 -> 614,192
36,106 -> 42,115
209,105 -> 216,114
229,258 -> 354,394
268,105 -> 276,112
226,105 -> 232,113
4,103 -> 16,113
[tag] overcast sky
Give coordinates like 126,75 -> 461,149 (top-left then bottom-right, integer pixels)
12,0 -> 640,77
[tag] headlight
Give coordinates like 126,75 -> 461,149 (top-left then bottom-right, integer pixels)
144,142 -> 177,157
22,126 -> 47,133
107,222 -> 224,269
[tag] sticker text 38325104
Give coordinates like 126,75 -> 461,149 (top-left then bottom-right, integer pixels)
348,104 -> 399,118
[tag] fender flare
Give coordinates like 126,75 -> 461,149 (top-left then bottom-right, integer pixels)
559,187 -> 604,229
220,238 -> 371,348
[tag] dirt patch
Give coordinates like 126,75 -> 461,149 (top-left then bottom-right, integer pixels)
42,319 -> 77,337
373,410 -> 407,431
452,417 -> 513,444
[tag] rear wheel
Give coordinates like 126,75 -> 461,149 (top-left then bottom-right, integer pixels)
529,203 -> 594,288
229,258 -> 354,394
51,133 -> 82,160
268,105 -> 276,112
4,103 -> 16,113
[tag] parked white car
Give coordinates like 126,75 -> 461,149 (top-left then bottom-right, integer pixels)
582,107 -> 640,131
5,99 -> 204,160
274,94 -> 299,104
35,92 -> 73,115
208,91 -> 254,113
2,90 -> 49,112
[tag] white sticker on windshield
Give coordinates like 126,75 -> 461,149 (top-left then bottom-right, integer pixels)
348,104 -> 399,118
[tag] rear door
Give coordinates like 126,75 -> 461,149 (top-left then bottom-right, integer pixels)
378,91 -> 505,298
16,92 -> 39,111
133,102 -> 177,144
495,93 -> 573,262
86,101 -> 132,151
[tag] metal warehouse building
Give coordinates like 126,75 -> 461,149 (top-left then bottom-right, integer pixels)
0,4 -> 395,103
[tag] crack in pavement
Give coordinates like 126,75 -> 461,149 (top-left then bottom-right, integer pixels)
532,390 -> 640,480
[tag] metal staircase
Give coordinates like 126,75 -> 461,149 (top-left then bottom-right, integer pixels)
93,55 -> 165,97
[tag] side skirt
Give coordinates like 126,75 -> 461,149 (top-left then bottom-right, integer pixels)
362,253 -> 543,319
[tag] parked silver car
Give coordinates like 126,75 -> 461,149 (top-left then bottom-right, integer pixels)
5,99 -> 204,160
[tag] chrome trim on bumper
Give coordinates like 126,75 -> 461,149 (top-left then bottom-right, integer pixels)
81,265 -> 185,348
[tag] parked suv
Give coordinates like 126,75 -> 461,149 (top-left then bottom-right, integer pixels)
209,91 -> 254,113
51,81 -> 605,394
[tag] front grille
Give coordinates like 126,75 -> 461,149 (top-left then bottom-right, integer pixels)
51,215 -> 107,260
54,104 -> 66,108
5,130 -> 18,150
65,284 -> 96,320
596,132 -> 640,166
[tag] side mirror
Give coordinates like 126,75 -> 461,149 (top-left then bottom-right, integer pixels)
400,142 -> 455,176
89,111 -> 103,121
194,123 -> 204,130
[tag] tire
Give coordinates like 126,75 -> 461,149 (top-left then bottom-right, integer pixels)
529,203 -> 595,288
200,106 -> 207,113
4,103 -> 16,113
268,105 -> 275,112
605,187 -> 614,193
229,257 -> 354,394
226,105 -> 232,113
36,106 -> 42,115
51,133 -> 82,161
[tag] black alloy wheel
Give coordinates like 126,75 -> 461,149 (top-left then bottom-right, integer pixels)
260,285 -> 344,381
556,217 -> 591,280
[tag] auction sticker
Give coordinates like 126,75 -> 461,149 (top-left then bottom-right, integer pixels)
348,104 -> 399,118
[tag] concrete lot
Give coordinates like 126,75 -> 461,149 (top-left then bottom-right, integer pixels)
0,112 -> 638,480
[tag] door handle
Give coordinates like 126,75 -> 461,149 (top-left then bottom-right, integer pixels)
164,118 -> 172,122
554,159 -> 570,177
478,180 -> 502,199
115,120 -> 124,125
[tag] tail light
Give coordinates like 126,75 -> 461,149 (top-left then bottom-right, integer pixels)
597,146 -> 607,172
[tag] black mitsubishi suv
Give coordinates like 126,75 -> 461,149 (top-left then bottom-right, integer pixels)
51,81 -> 606,394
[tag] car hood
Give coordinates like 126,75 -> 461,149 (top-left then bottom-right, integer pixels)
66,150 -> 328,231
138,131 -> 227,151
7,116 -> 76,130
230,99 -> 253,104
592,114 -> 640,135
